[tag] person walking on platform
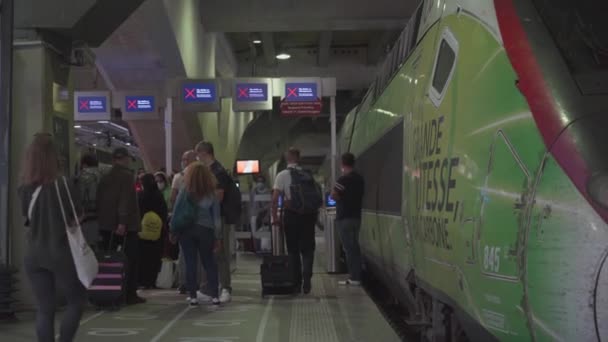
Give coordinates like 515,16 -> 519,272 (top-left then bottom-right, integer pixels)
75,153 -> 103,246
171,150 -> 197,294
332,153 -> 365,286
19,133 -> 87,342
272,147 -> 322,294
171,162 -> 222,306
195,141 -> 241,303
137,174 -> 168,289
97,148 -> 146,305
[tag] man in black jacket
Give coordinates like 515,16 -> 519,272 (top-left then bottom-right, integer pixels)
97,148 -> 145,304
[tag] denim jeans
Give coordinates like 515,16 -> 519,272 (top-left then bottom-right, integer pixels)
200,220 -> 233,294
336,218 -> 362,281
24,257 -> 87,342
180,226 -> 219,299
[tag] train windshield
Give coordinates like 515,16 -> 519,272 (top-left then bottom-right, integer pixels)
532,0 -> 608,93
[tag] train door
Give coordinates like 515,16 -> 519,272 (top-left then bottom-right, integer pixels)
478,130 -> 532,280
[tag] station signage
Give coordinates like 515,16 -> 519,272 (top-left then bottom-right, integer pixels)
182,83 -> 217,103
177,79 -> 221,112
74,91 -> 111,121
280,100 -> 323,117
232,78 -> 273,111
235,83 -> 268,102
125,96 -> 155,112
78,96 -> 107,112
284,83 -> 318,102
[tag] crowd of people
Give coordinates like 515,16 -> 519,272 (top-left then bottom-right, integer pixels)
19,134 -> 365,342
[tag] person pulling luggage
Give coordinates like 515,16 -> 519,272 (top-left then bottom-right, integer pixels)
272,147 -> 323,294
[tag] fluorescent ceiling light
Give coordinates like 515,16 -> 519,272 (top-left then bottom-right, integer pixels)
126,142 -> 131,146
253,39 -> 262,44
74,125 -> 81,129
97,120 -> 109,124
95,131 -> 102,134
276,53 -> 291,60
92,143 -> 97,147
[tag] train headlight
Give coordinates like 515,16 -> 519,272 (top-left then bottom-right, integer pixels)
588,173 -> 608,209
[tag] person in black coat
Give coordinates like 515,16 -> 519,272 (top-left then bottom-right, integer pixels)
137,173 -> 168,289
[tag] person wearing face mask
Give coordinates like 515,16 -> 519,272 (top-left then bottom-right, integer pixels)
155,172 -> 171,210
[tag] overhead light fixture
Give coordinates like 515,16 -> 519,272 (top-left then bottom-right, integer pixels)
126,142 -> 131,146
276,52 -> 291,60
97,120 -> 109,124
92,143 -> 97,147
253,39 -> 262,45
74,125 -> 82,129
95,131 -> 102,134
251,33 -> 262,45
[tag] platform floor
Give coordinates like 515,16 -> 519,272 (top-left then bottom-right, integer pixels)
1,248 -> 402,342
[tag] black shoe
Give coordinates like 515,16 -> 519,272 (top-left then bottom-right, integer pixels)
178,286 -> 187,295
126,296 -> 147,305
303,280 -> 311,294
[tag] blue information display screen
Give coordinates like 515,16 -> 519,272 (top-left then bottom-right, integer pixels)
77,96 -> 107,113
235,83 -> 268,102
183,83 -> 216,103
326,193 -> 336,207
125,96 -> 155,112
285,83 -> 318,102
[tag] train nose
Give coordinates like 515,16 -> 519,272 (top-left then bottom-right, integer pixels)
595,253 -> 608,339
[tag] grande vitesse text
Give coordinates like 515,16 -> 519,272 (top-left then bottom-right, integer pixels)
411,115 -> 460,250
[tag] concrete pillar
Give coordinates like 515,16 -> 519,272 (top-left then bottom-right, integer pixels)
10,39 -> 74,307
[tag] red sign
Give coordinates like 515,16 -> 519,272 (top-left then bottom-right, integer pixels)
280,100 -> 322,117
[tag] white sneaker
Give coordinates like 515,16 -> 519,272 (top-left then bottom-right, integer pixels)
219,289 -> 232,303
189,298 -> 199,307
211,297 -> 220,306
197,291 -> 213,302
338,279 -> 361,286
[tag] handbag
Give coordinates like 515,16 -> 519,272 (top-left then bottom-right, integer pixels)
55,177 -> 99,288
155,258 -> 175,289
170,190 -> 197,234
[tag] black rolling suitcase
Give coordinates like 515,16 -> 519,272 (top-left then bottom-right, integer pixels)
260,214 -> 295,297
88,235 -> 127,309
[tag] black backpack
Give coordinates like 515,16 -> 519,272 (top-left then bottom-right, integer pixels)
211,162 -> 242,224
287,168 -> 322,214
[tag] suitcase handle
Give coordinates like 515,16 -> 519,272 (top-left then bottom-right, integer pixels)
108,232 -> 128,252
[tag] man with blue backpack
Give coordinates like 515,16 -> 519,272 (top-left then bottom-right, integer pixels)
272,147 -> 323,294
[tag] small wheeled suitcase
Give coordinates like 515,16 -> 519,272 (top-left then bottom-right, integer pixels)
260,212 -> 295,297
88,235 -> 127,309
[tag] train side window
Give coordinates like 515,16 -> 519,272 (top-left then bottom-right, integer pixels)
429,28 -> 459,107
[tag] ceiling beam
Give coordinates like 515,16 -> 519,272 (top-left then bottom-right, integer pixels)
318,31 -> 332,67
367,31 -> 395,66
261,32 -> 275,67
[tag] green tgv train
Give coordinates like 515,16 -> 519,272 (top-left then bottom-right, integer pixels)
338,0 -> 608,340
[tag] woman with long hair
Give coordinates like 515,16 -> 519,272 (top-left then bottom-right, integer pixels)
19,133 -> 86,342
137,173 -> 168,289
173,162 -> 222,306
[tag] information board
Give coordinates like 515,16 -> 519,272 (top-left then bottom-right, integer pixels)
74,91 -> 111,121
179,79 -> 221,112
125,96 -> 155,112
232,78 -> 273,111
284,83 -> 318,102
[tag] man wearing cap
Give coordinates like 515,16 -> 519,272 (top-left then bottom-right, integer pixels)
97,148 -> 145,305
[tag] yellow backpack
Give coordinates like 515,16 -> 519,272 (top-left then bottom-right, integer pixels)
139,211 -> 162,241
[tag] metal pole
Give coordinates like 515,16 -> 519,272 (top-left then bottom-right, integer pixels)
0,0 -> 14,265
330,96 -> 337,185
164,98 -> 173,174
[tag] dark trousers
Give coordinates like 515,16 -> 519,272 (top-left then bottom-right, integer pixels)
180,226 -> 219,299
283,211 -> 317,287
336,218 -> 362,281
24,257 -> 87,342
99,231 -> 139,297
138,239 -> 162,288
